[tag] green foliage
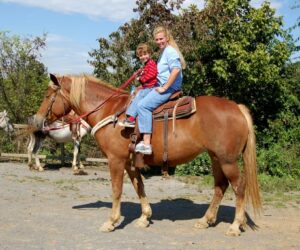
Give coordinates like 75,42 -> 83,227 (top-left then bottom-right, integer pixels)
257,110 -> 300,177
179,0 -> 294,130
256,61 -> 300,177
175,151 -> 211,176
0,31 -> 49,123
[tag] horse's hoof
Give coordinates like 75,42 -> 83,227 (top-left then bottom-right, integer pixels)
100,222 -> 115,232
194,218 -> 209,229
135,217 -> 149,228
73,169 -> 88,175
38,167 -> 44,172
225,226 -> 241,236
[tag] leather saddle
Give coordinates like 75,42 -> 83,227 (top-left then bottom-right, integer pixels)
152,91 -> 196,120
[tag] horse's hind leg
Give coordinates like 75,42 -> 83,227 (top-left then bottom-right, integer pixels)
195,153 -> 229,229
100,157 -> 126,232
72,139 -> 80,171
28,134 -> 44,171
125,164 -> 152,228
221,161 -> 246,236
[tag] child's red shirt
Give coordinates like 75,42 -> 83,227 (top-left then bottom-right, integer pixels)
139,59 -> 158,88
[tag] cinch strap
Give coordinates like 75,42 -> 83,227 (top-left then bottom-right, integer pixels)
91,115 -> 118,137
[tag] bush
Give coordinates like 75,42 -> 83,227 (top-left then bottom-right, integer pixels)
257,110 -> 300,177
175,151 -> 211,176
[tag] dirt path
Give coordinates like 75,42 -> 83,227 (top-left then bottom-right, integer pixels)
0,162 -> 299,250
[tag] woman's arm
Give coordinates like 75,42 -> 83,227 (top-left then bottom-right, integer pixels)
156,68 -> 180,93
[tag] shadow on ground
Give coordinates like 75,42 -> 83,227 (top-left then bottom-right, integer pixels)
73,198 -> 257,230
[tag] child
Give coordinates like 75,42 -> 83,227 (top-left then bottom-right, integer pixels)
119,43 -> 158,127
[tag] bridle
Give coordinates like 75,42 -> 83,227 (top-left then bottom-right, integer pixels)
42,78 -> 70,129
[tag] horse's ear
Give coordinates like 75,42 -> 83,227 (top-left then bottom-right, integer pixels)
50,73 -> 60,86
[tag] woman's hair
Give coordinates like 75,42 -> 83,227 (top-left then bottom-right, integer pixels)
153,26 -> 186,69
136,43 -> 152,57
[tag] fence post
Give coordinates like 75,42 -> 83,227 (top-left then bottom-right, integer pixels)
60,143 -> 65,166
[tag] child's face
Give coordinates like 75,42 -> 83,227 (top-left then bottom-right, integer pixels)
138,52 -> 150,64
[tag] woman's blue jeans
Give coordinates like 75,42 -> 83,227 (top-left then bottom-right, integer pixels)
127,88 -> 174,134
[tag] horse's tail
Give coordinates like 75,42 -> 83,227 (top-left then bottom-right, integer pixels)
238,104 -> 262,215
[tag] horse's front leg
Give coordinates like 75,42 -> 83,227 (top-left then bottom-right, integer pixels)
125,164 -> 152,228
100,157 -> 125,232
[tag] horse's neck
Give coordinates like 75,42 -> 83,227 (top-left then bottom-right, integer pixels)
83,82 -> 129,121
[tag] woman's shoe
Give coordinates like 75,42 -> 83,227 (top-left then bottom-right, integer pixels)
135,141 -> 152,155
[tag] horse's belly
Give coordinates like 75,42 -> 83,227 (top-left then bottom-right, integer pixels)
49,128 -> 73,143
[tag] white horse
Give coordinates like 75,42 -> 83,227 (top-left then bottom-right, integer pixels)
0,110 -> 14,133
28,113 -> 91,172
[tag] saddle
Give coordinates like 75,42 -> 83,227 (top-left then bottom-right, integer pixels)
153,92 -> 196,120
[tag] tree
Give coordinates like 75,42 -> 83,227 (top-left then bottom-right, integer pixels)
0,31 -> 49,123
178,0 -> 294,129
291,0 -> 300,58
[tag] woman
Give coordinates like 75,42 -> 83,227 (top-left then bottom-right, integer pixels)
135,26 -> 186,155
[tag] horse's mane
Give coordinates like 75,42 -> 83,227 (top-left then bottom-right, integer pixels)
49,74 -> 128,110
69,76 -> 86,110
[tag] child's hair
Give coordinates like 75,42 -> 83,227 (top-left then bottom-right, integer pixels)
153,26 -> 186,69
136,43 -> 152,57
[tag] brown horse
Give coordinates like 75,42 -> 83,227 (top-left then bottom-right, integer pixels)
33,74 -> 261,236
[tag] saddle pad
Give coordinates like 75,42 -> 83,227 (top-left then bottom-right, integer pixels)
153,96 -> 196,120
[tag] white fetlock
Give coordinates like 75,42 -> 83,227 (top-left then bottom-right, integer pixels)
38,166 -> 44,172
100,221 -> 115,232
226,224 -> 241,236
135,215 -> 150,228
194,217 -> 209,229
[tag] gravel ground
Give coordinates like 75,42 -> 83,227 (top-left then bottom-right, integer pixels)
0,162 -> 299,250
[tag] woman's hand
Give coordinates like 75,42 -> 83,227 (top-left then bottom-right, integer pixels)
156,86 -> 167,93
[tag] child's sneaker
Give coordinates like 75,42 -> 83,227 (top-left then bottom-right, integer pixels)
118,118 -> 135,128
135,141 -> 152,155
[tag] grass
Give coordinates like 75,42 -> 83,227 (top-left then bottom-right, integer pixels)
175,173 -> 300,207
258,174 -> 300,193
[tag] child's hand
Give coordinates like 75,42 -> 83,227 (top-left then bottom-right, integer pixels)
156,86 -> 167,93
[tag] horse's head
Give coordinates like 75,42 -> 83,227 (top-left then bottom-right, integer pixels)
34,74 -> 72,130
0,110 -> 14,133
